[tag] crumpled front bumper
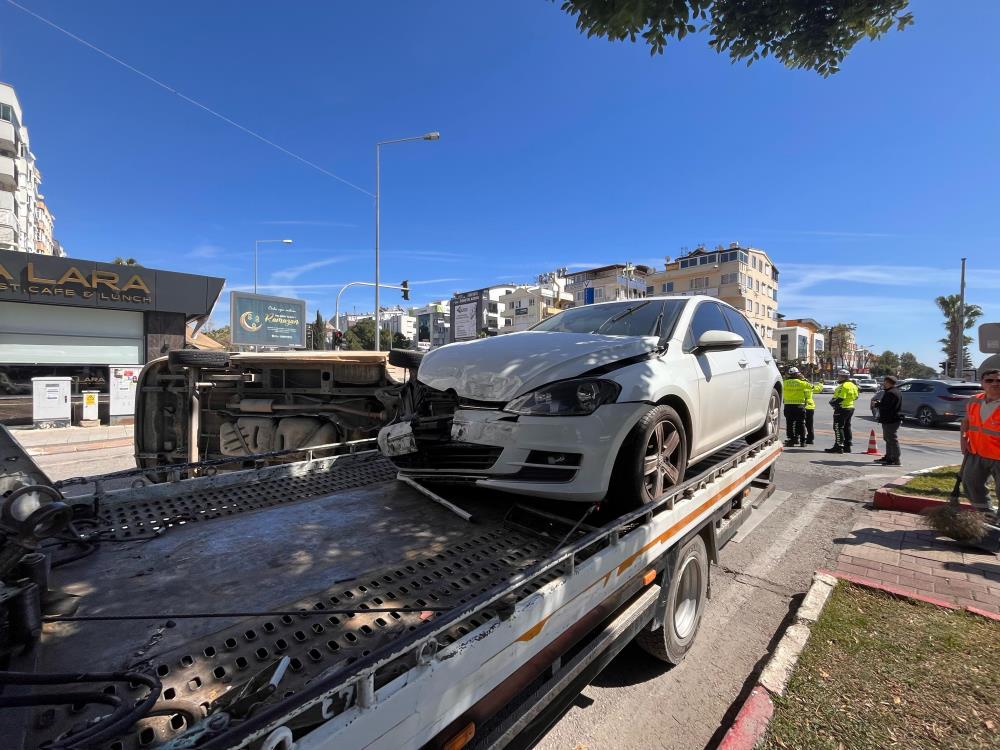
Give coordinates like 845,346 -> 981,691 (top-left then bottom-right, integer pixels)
381,402 -> 651,502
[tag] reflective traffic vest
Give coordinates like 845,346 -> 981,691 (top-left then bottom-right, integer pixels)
833,380 -> 859,410
965,394 -> 1000,460
806,382 -> 823,411
782,378 -> 810,405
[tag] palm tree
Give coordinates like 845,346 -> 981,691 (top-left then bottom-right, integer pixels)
935,294 -> 983,376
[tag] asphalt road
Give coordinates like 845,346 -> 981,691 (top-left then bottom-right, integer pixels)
534,399 -> 961,750
28,401 -> 963,749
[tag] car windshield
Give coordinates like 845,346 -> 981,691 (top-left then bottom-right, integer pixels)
531,299 -> 686,337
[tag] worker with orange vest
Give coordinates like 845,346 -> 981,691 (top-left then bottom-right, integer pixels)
961,367 -> 1000,517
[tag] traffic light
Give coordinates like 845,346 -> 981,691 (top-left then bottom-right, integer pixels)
332,330 -> 344,350
401,280 -> 410,301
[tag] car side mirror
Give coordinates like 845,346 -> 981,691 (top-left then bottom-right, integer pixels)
695,330 -> 744,351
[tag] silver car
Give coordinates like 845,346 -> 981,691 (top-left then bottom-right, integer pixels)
871,379 -> 982,427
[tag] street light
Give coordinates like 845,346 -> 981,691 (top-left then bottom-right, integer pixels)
374,132 -> 440,351
254,239 -> 293,294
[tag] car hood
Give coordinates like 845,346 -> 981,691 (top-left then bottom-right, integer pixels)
417,332 -> 660,402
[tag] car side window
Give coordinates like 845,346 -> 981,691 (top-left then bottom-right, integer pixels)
722,307 -> 761,348
686,302 -> 730,350
908,383 -> 932,393
897,384 -> 911,392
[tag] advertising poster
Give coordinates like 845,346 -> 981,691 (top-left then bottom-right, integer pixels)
109,366 -> 141,416
453,301 -> 478,341
230,291 -> 307,348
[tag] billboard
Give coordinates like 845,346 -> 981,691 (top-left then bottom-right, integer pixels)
450,290 -> 483,342
979,323 -> 1000,354
230,291 -> 306,348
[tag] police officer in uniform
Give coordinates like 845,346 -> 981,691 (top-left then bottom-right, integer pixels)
826,368 -> 859,454
805,380 -> 823,445
782,367 -> 810,448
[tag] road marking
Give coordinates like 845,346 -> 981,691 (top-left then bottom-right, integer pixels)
730,490 -> 791,544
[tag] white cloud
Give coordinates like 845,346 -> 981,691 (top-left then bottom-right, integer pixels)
269,256 -> 353,284
187,243 -> 226,258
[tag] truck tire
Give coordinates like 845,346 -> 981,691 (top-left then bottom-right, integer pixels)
745,387 -> 781,444
636,534 -> 708,665
611,405 -> 687,509
388,349 -> 424,370
168,350 -> 231,369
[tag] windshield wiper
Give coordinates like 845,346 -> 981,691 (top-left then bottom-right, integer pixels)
595,301 -> 650,334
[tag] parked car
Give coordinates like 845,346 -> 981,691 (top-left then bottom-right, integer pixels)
855,375 -> 878,392
379,296 -> 782,506
820,380 -> 837,394
871,379 -> 981,426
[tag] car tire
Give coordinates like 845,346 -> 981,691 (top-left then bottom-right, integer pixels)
388,349 -> 424,370
745,388 -> 781,444
167,350 -> 231,369
611,405 -> 688,509
916,405 -> 936,427
636,533 -> 708,665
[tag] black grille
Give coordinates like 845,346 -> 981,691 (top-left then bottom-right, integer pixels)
393,442 -> 503,471
509,466 -> 578,482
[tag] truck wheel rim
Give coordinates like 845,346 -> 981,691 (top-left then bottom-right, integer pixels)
643,420 -> 682,500
673,556 -> 701,639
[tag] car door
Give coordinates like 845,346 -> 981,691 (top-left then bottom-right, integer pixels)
685,301 -> 750,457
896,382 -> 913,415
722,305 -> 773,431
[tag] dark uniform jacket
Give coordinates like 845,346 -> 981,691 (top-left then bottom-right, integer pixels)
877,388 -> 902,424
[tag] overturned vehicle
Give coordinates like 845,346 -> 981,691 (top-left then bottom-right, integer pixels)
135,349 -> 412,474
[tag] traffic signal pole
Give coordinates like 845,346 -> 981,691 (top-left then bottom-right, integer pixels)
334,280 -> 409,342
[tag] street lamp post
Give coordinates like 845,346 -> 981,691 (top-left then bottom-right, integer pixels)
254,239 -> 293,294
374,132 -> 439,351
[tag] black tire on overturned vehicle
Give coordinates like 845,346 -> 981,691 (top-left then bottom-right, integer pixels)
167,350 -> 231,369
635,533 -> 709,665
388,348 -> 424,370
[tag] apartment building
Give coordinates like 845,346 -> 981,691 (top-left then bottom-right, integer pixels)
646,244 -> 779,353
498,271 -> 573,332
0,82 -> 65,256
381,307 -> 417,342
565,263 -> 652,306
776,317 -> 825,365
410,301 -> 451,349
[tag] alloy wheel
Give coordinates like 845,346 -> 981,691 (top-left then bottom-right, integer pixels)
917,406 -> 934,427
764,391 -> 780,437
643,419 -> 683,500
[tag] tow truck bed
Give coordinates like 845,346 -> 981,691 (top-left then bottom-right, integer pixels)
1,435 -> 781,750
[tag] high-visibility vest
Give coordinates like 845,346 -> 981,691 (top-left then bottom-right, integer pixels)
782,378 -> 810,405
806,382 -> 823,411
965,394 -> 1000,460
833,380 -> 859,410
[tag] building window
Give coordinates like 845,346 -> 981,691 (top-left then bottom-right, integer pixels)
745,299 -> 753,311
797,334 -> 808,360
594,287 -> 605,301
780,333 -> 789,360
646,285 -> 654,295
662,282 -> 673,293
689,276 -> 710,290
528,298 -> 535,306
0,103 -> 14,123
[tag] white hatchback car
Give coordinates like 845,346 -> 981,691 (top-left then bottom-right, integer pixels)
379,296 -> 782,506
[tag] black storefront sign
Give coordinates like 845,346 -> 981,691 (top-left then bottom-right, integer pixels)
0,249 -> 224,314
230,291 -> 306,348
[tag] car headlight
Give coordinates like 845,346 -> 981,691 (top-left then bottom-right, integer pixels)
503,378 -> 621,416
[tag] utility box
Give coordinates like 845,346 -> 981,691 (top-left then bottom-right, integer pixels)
82,390 -> 100,422
31,377 -> 72,428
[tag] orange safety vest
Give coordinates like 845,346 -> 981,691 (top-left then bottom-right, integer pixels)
966,394 -> 1000,460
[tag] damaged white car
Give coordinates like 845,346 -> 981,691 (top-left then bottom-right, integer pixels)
379,296 -> 782,506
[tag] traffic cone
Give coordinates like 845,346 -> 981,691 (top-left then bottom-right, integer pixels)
865,429 -> 880,455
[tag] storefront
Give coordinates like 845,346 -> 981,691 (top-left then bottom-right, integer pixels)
0,249 -> 223,425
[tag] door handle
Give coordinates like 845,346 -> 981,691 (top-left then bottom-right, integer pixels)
738,359 -> 748,368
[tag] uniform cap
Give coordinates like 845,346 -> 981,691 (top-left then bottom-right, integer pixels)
787,367 -> 801,375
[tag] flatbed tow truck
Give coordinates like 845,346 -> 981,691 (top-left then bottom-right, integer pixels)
0,423 -> 781,750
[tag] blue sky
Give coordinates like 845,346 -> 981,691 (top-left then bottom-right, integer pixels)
1,0 -> 997,366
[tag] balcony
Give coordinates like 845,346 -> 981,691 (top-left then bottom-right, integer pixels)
0,121 -> 14,152
0,155 -> 14,191
0,208 -> 16,248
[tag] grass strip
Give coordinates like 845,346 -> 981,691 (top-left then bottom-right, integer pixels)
761,582 -> 1000,750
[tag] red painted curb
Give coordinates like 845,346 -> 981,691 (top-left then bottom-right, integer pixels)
872,487 -> 981,515
817,569 -> 1000,623
718,685 -> 774,750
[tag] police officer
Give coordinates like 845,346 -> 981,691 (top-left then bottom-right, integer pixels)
825,368 -> 859,454
960,367 -> 1000,517
805,379 -> 824,445
782,367 -> 810,447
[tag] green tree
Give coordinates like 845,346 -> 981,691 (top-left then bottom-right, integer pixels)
311,311 -> 326,351
203,325 -> 231,347
112,256 -> 140,265
899,352 -> 937,379
870,350 -> 900,378
391,332 -> 412,350
343,318 -> 393,351
935,294 -> 983,377
822,323 -> 857,373
555,0 -> 913,76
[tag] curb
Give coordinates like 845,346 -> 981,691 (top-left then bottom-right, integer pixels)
717,571 -> 837,750
719,568 -> 1000,750
27,437 -> 134,456
871,464 -> 981,515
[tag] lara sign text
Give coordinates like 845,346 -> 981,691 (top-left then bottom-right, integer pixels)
0,260 -> 151,304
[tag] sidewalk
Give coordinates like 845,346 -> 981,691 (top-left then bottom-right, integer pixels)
831,507 -> 1000,616
8,424 -> 134,454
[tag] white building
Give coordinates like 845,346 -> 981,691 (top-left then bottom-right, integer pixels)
0,82 -> 65,256
498,271 -> 574,332
410,301 -> 450,349
382,307 -> 417,342
565,263 -> 652,306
